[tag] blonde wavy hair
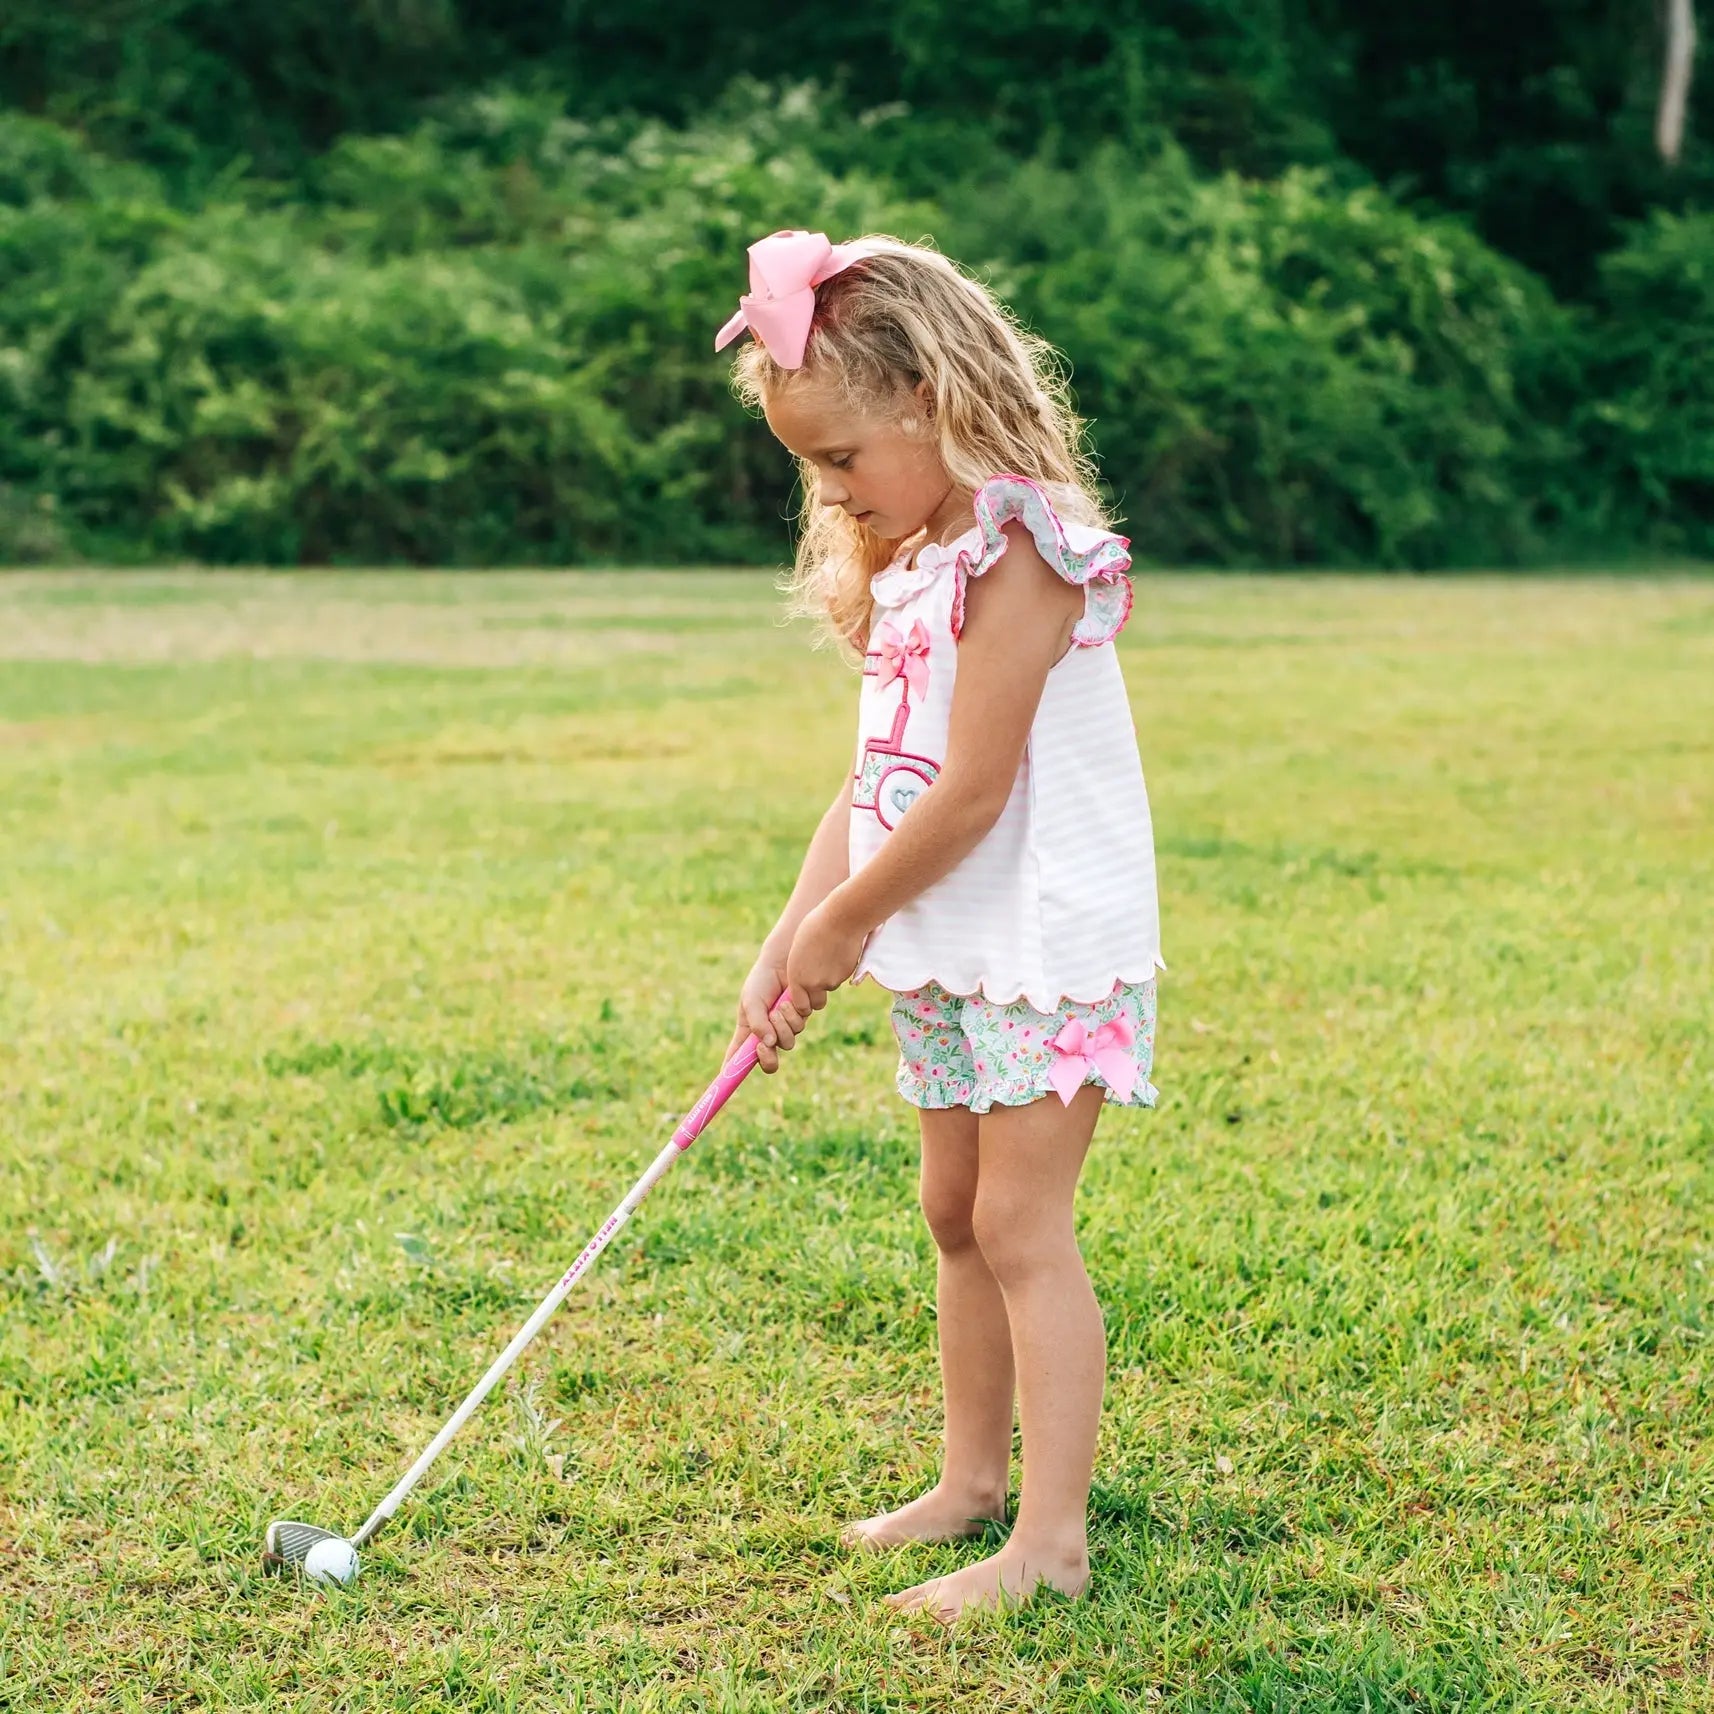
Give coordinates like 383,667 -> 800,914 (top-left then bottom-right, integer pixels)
730,236 -> 1110,660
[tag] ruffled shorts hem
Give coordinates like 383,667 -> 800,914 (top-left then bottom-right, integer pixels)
888,976 -> 1159,1117
896,1065 -> 1160,1116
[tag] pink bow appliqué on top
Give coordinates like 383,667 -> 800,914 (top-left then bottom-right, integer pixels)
1046,1013 -> 1139,1105
712,230 -> 863,369
875,619 -> 931,700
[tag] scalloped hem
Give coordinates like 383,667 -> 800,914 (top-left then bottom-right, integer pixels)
851,958 -> 1166,1013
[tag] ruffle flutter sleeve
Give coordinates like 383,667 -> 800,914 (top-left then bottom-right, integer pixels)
948,474 -> 1134,647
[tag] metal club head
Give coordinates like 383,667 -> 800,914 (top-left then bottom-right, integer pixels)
263,1518 -> 347,1570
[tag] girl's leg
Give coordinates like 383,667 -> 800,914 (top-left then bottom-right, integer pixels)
884,1082 -> 1106,1619
841,1102 -> 1016,1548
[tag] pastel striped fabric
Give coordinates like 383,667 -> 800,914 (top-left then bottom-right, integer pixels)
848,474 -> 1164,1013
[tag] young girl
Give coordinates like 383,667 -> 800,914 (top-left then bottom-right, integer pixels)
716,231 -> 1163,1623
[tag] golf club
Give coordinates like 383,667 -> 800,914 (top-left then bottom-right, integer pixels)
264,992 -> 797,1584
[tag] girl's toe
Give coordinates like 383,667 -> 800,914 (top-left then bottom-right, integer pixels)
883,1577 -> 939,1613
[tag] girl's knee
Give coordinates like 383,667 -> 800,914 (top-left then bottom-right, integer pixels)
970,1196 -> 1076,1284
919,1181 -> 979,1253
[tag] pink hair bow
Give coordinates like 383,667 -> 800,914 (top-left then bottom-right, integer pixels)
713,229 -> 861,369
875,619 -> 931,700
1046,1013 -> 1138,1105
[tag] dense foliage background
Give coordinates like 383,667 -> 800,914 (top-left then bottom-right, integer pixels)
1,1 -> 1709,568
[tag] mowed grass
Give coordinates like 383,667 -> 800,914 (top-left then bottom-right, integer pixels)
2,567 -> 1711,1712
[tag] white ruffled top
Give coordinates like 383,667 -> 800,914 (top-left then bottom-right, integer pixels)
847,474 -> 1164,1012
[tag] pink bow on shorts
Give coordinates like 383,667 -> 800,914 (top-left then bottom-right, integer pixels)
1047,1013 -> 1139,1105
713,230 -> 862,369
875,619 -> 931,700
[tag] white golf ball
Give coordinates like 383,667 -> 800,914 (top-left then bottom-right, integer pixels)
303,1538 -> 359,1586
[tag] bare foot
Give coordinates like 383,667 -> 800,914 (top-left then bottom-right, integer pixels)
882,1541 -> 1090,1623
838,1483 -> 1009,1552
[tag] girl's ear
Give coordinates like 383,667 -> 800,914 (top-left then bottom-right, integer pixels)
913,378 -> 935,419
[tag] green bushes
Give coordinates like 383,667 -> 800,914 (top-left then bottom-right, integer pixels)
950,146 -> 1576,567
0,93 -> 1707,568
0,115 -> 174,560
0,97 -> 919,565
72,219 -> 642,564
1579,211 -> 1714,556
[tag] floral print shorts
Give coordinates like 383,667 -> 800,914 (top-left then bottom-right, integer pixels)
888,978 -> 1159,1115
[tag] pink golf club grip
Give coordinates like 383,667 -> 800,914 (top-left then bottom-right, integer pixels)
670,992 -> 796,1152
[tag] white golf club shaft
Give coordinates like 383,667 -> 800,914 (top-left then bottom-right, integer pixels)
350,1004 -> 785,1549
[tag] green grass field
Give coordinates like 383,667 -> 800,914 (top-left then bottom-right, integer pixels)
3,568 -> 1711,1712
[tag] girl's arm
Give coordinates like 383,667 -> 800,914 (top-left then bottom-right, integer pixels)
817,521 -> 1085,944
725,782 -> 853,1068
761,784 -> 853,964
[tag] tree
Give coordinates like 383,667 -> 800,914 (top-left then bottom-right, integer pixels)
1658,0 -> 1698,163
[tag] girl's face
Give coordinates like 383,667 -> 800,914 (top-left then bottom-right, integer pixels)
763,378 -> 958,543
